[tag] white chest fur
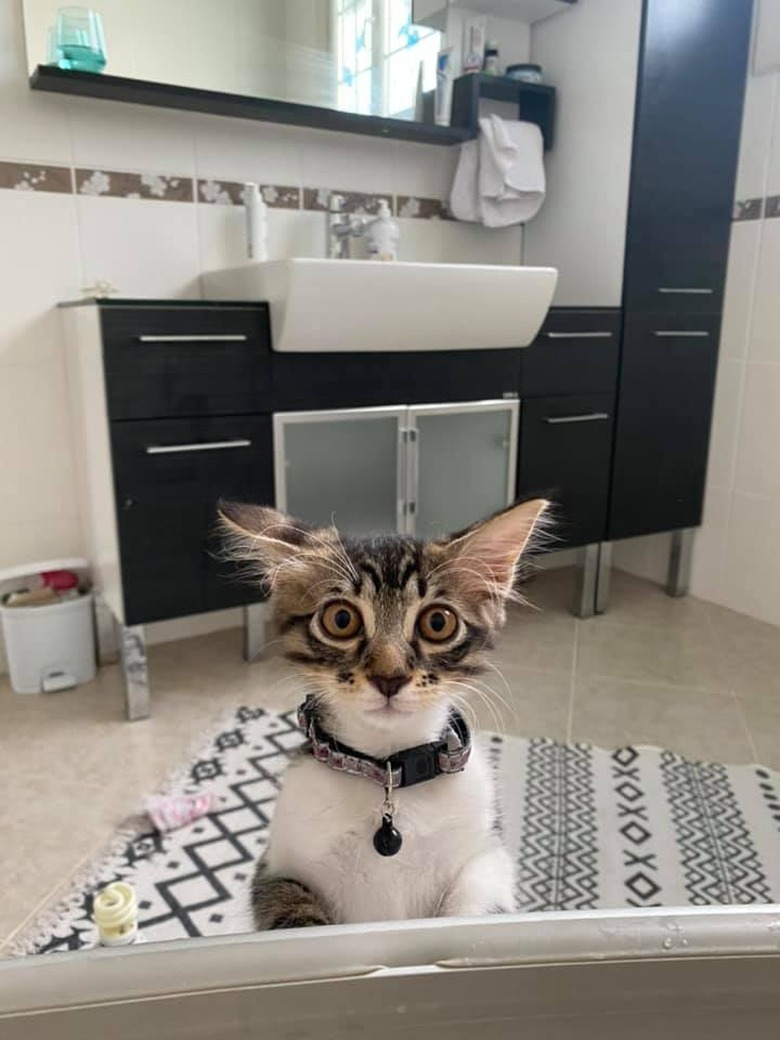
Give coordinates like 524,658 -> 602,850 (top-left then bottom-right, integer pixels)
265,739 -> 512,923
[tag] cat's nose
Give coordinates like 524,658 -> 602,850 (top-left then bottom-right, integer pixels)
370,673 -> 410,699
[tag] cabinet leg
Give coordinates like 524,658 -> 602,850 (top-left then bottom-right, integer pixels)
666,528 -> 695,598
120,625 -> 150,721
574,543 -> 611,618
94,592 -> 119,665
574,544 -> 600,618
595,541 -> 612,615
244,602 -> 268,663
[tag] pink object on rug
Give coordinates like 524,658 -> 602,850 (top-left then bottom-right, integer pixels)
145,793 -> 215,833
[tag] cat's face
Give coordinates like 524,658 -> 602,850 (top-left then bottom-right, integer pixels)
220,499 -> 547,733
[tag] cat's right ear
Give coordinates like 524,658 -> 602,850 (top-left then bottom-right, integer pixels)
218,501 -> 316,583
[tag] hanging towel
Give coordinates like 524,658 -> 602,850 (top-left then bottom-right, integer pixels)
449,115 -> 546,228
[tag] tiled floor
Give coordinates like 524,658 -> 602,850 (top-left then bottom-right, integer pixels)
1,566 -> 779,953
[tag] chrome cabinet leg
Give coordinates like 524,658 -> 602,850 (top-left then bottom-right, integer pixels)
666,528 -> 695,598
595,541 -> 612,615
94,592 -> 119,665
574,543 -> 612,618
120,625 -> 150,721
574,544 -> 600,618
244,602 -> 268,663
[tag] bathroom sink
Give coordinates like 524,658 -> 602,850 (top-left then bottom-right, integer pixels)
202,258 -> 557,353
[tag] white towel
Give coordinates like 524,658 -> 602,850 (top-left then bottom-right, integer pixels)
449,115 -> 546,228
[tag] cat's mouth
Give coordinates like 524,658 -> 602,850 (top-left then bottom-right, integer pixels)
368,699 -> 415,717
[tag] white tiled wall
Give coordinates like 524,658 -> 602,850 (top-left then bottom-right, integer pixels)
616,24 -> 780,629
0,0 -> 524,668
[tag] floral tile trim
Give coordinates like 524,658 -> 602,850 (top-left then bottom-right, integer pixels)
303,187 -> 393,216
396,195 -> 452,220
764,196 -> 780,220
75,169 -> 194,202
733,198 -> 763,222
0,161 -> 72,194
196,180 -> 300,208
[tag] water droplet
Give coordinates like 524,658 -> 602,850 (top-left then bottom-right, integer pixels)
662,937 -> 673,950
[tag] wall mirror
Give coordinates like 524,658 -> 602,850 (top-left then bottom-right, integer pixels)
23,0 -> 565,142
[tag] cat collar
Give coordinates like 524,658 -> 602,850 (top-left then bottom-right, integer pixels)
296,695 -> 472,790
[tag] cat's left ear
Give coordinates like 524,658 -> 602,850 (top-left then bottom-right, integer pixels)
438,498 -> 549,596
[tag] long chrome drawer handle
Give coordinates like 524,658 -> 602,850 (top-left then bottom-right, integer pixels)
145,439 -> 252,455
544,412 -> 610,425
657,287 -> 713,295
544,331 -> 613,339
137,334 -> 248,343
653,331 -> 710,338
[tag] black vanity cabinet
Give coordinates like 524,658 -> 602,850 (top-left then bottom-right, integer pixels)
64,301 -> 275,635
516,308 -> 621,548
608,0 -> 753,541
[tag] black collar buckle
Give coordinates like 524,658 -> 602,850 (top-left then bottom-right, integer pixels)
389,740 -> 445,787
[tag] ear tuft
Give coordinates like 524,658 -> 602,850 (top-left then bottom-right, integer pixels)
217,502 -> 319,590
439,498 -> 550,598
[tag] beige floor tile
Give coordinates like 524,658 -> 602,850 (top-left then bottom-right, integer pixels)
604,569 -> 713,634
707,602 -> 780,700
492,601 -> 577,674
576,618 -> 727,690
738,694 -> 780,770
571,676 -> 754,764
467,666 -> 572,742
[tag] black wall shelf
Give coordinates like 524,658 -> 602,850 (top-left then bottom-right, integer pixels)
450,74 -> 557,150
31,66 -> 474,146
32,66 -> 555,148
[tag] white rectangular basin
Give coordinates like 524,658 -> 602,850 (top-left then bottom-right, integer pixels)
203,258 -> 557,353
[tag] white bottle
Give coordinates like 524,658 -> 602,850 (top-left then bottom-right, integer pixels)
243,182 -> 268,262
365,200 -> 399,261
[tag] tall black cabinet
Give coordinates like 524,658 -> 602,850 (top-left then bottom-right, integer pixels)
608,0 -> 754,540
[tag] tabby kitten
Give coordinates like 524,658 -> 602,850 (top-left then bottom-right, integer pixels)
220,497 -> 548,929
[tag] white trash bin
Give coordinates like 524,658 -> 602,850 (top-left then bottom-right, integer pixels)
1,591 -> 96,694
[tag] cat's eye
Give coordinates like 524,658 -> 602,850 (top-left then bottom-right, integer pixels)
320,601 -> 363,639
417,605 -> 458,642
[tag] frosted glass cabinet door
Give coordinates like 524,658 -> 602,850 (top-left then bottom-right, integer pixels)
410,401 -> 519,538
274,407 -> 405,536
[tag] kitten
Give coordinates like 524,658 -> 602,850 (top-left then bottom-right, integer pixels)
219,497 -> 548,929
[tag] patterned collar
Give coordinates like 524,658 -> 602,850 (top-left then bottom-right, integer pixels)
296,696 -> 472,790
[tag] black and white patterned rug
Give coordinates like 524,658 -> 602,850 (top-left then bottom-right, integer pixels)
10,706 -> 780,956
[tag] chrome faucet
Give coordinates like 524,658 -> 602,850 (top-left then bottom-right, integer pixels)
328,193 -> 371,259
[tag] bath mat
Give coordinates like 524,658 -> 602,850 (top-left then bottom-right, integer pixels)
9,705 -> 780,955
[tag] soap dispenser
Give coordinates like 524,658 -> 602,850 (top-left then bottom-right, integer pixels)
365,199 -> 399,261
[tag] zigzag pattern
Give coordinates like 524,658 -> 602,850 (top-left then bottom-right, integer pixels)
515,739 -> 599,911
661,752 -> 771,905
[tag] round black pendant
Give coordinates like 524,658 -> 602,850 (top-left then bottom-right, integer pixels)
373,816 -> 403,857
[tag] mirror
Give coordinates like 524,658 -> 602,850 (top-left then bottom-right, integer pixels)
23,0 -> 442,122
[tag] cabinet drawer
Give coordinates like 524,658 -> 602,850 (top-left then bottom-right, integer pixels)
609,314 -> 721,540
517,394 -> 614,547
101,305 -> 272,420
519,309 -> 621,397
623,219 -> 730,317
111,415 -> 273,625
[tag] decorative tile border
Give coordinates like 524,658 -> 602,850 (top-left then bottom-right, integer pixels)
733,198 -> 763,222
303,187 -> 393,216
75,168 -> 193,202
0,160 -> 72,194
1,159 -> 775,229
396,195 -> 452,220
0,159 -> 451,219
196,179 -> 301,208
